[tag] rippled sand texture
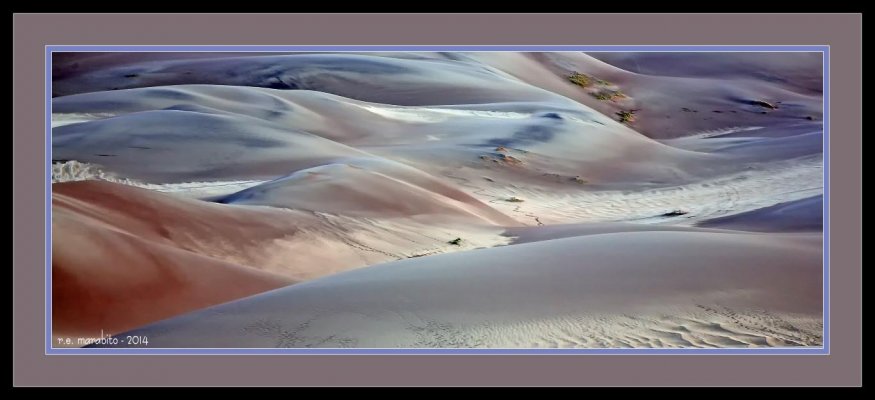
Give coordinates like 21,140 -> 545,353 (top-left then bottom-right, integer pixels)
50,51 -> 824,348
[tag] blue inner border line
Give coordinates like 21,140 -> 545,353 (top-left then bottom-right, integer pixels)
45,45 -> 830,355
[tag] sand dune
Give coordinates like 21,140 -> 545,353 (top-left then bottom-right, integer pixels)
53,182 -> 295,342
52,179 -> 516,339
471,52 -> 823,139
470,154 -> 822,226
697,195 -> 823,232
662,122 -> 823,162
94,228 -> 822,348
51,53 -> 566,106
588,52 -> 823,94
504,221 -> 734,244
52,83 -> 718,187
51,51 -> 824,348
216,158 -> 519,226
52,106 -> 373,183
52,51 -> 823,140
53,180 -> 514,280
52,52 -> 300,84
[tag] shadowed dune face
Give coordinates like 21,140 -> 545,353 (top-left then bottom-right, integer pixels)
51,51 -> 824,348
697,195 -> 823,232
662,122 -> 823,162
51,53 -> 564,106
52,52 -> 302,83
52,182 -> 297,340
587,52 -> 824,95
53,180 -> 320,258
52,220 -> 291,342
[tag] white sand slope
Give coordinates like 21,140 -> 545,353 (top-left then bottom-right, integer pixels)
465,154 -> 822,226
94,228 -> 822,348
51,160 -> 265,198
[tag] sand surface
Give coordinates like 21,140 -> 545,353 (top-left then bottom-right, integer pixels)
52,51 -> 824,348
93,230 -> 823,348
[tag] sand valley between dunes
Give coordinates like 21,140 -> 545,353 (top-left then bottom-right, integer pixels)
49,51 -> 824,348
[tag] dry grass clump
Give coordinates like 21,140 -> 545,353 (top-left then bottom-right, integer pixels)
568,72 -> 593,87
616,110 -> 636,123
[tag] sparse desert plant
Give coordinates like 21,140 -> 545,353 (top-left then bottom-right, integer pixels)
616,110 -> 636,123
591,90 -> 626,102
506,196 -> 524,202
448,237 -> 463,245
592,91 -> 611,101
568,72 -> 593,87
